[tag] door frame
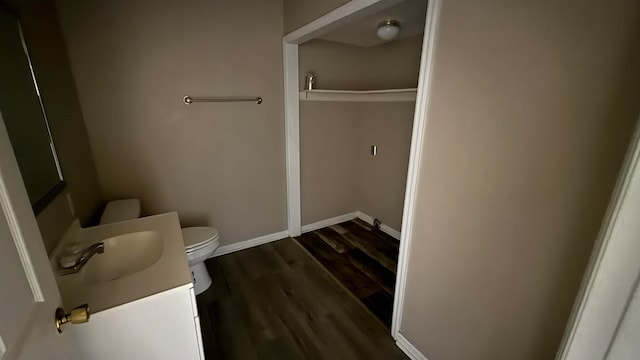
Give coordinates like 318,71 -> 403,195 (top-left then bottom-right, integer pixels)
281,0 -> 442,343
555,114 -> 640,359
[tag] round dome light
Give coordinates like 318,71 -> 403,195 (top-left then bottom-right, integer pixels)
376,20 -> 401,41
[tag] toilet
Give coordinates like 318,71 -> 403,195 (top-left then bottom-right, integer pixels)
100,199 -> 220,295
181,227 -> 220,295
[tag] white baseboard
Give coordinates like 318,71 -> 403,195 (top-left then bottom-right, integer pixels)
395,333 -> 428,360
356,211 -> 401,240
212,211 -> 399,258
212,230 -> 289,257
301,212 -> 358,233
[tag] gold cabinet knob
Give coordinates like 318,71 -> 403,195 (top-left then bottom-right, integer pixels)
55,304 -> 90,333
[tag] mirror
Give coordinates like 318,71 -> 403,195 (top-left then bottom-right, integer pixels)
0,9 -> 65,214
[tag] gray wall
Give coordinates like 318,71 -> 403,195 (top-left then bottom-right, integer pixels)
56,0 -> 287,246
400,0 -> 640,358
8,0 -> 103,252
299,38 -> 421,229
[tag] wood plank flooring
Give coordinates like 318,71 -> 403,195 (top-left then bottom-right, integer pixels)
196,238 -> 408,360
296,219 -> 400,328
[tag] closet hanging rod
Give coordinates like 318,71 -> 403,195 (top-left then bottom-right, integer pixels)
183,95 -> 262,105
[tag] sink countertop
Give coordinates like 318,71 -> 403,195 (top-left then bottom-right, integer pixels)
52,212 -> 192,313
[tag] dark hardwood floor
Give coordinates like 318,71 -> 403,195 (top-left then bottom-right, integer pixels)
296,219 -> 400,327
196,238 -> 407,360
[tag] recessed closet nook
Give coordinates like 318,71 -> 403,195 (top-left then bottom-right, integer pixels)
294,0 -> 427,327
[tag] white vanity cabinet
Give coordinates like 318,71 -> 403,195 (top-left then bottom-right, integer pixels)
67,284 -> 204,360
53,213 -> 205,359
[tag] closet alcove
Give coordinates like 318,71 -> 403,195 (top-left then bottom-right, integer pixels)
294,0 -> 428,327
298,32 -> 424,234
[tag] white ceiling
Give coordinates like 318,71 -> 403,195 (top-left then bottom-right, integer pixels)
318,0 -> 428,47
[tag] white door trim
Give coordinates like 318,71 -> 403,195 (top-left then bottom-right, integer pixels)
556,115 -> 640,360
390,0 -> 441,340
281,0 -> 442,344
283,40 -> 301,236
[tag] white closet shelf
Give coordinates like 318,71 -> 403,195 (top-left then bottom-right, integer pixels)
299,88 -> 417,102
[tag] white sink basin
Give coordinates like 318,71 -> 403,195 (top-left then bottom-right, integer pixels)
81,231 -> 164,284
53,213 -> 192,313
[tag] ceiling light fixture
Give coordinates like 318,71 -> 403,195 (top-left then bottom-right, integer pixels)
376,20 -> 401,41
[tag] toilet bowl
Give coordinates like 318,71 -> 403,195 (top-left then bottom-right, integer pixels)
100,199 -> 220,295
182,227 -> 220,295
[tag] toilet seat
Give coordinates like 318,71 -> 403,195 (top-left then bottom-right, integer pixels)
182,227 -> 220,253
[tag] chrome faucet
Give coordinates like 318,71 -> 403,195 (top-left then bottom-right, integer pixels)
59,242 -> 105,275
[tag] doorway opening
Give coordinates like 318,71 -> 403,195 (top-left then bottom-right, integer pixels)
283,0 -> 441,337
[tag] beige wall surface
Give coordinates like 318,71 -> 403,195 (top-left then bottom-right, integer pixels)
56,0 -> 287,246
299,39 -> 419,229
300,102 -> 360,224
283,0 -> 350,34
300,102 -> 414,229
299,36 -> 422,91
36,194 -> 74,253
401,0 -> 640,359
8,0 -> 103,252
358,103 -> 413,230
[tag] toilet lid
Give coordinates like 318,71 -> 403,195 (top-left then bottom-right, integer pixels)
182,227 -> 219,251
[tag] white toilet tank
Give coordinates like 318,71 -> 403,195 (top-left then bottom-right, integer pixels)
99,199 -> 141,225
